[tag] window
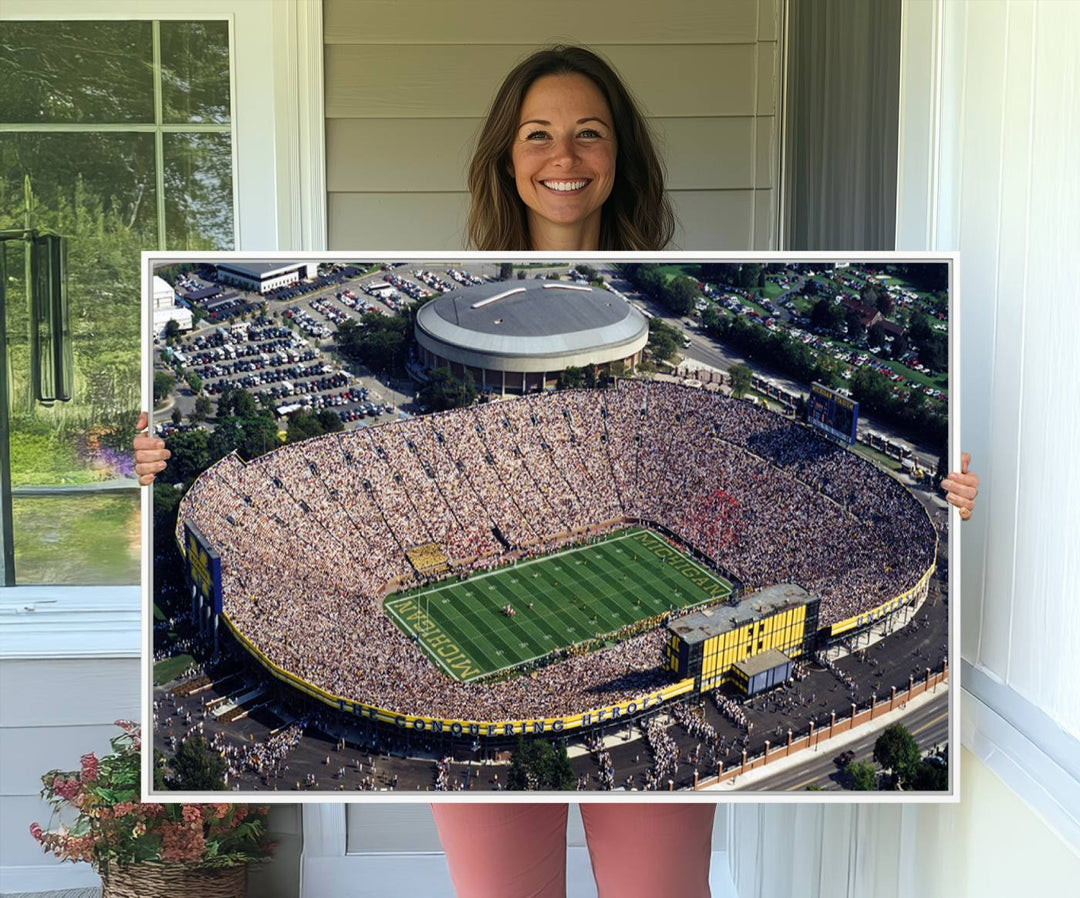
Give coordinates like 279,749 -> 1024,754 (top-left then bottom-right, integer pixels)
1,18 -> 234,584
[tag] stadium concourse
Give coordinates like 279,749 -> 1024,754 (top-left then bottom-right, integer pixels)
174,379 -> 937,736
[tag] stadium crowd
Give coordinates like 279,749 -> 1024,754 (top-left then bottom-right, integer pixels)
176,380 -> 936,724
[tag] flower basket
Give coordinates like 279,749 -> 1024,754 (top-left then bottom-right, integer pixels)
31,721 -> 273,890
101,862 -> 247,898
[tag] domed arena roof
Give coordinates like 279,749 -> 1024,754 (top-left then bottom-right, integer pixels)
415,281 -> 647,361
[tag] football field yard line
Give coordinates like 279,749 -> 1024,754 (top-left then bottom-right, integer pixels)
384,527 -> 733,682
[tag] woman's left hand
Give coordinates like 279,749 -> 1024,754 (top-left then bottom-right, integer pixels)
942,451 -> 979,521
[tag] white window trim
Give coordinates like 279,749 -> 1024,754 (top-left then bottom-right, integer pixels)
896,0 -> 1080,854
0,586 -> 140,659
1,0 -> 326,252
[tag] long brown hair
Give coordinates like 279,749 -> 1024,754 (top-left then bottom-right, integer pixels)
467,46 -> 675,251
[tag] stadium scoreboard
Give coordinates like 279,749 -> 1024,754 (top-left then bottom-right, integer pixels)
184,522 -> 223,614
808,382 -> 858,444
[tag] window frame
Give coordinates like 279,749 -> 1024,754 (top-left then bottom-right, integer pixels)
0,0 -> 325,633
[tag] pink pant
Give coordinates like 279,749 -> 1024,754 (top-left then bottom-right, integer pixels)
431,802 -> 716,898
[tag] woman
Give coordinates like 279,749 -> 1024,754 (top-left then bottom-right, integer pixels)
135,44 -> 978,898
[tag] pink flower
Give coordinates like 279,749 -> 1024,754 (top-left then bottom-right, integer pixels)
181,805 -> 202,824
80,753 -> 99,782
52,778 -> 80,801
29,822 -> 43,842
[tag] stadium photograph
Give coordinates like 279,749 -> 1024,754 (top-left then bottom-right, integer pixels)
146,254 -> 955,797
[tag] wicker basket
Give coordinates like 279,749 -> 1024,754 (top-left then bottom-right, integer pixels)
100,862 -> 247,898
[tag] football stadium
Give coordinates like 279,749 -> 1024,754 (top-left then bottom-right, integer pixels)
176,380 -> 937,739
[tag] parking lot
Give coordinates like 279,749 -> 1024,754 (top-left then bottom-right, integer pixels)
158,263 -> 502,436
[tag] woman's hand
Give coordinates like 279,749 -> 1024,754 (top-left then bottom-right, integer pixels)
133,411 -> 170,486
941,451 -> 979,521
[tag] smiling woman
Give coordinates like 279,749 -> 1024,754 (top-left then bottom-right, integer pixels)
466,45 -> 674,251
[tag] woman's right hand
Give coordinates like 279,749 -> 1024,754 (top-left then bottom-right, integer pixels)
133,411 -> 170,486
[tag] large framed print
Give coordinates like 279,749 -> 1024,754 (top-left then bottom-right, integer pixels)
142,251 -> 959,802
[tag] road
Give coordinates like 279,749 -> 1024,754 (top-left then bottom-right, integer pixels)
740,690 -> 949,792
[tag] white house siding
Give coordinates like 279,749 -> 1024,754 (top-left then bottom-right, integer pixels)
323,0 -> 781,250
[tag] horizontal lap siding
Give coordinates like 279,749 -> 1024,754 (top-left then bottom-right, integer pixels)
324,0 -> 781,250
0,657 -> 139,869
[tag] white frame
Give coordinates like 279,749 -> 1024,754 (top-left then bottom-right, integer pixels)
895,0 -> 1080,854
140,249 -> 961,807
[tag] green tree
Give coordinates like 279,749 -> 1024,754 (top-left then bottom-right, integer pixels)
557,366 -> 586,390
170,735 -> 227,791
153,371 -> 176,404
418,367 -> 477,412
845,309 -> 866,343
728,363 -> 753,399
867,322 -> 887,349
873,724 -> 922,786
846,759 -> 878,791
664,276 -> 699,316
185,371 -> 202,394
910,758 -> 948,791
647,318 -> 681,363
170,407 -> 183,426
163,319 -> 181,343
208,408 -> 279,462
516,270 -> 526,280
191,395 -> 213,422
507,737 -> 576,791
163,428 -> 211,484
499,262 -> 514,280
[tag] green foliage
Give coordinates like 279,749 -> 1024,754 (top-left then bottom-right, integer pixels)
153,371 -> 176,404
163,428 -> 211,484
507,737 -> 576,791
163,319 -> 181,343
647,318 -> 682,363
191,395 -> 212,422
171,736 -> 227,791
499,262 -> 514,280
873,724 -> 922,785
846,759 -> 878,791
418,367 -> 477,412
910,757 -> 948,791
285,408 -> 345,444
846,309 -> 866,342
337,313 -> 410,375
185,371 -> 202,394
557,366 -> 586,389
728,363 -> 753,398
867,322 -> 887,349
32,722 -> 271,870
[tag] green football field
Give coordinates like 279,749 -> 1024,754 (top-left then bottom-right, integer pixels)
383,527 -> 733,682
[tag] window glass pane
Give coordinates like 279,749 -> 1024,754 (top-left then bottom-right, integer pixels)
2,133 -> 150,585
160,20 -> 232,124
164,132 -> 235,250
0,22 -> 154,124
12,493 -> 140,585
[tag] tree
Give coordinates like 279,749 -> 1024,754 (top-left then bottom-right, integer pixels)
845,309 -> 865,343
875,291 -> 895,318
153,371 -> 176,404
873,724 -> 922,786
507,737 -> 576,791
418,367 -> 477,412
664,276 -> 699,315
163,428 -> 211,484
170,407 -> 183,426
191,395 -> 213,422
516,270 -> 526,280
910,757 -> 948,791
170,736 -> 227,791
647,318 -> 681,364
846,759 -> 878,791
163,319 -> 181,343
499,262 -> 513,280
728,363 -> 753,399
867,322 -> 887,349
185,370 -> 202,394
557,366 -> 586,390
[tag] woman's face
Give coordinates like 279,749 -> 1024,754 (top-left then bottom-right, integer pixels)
509,72 -> 617,249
